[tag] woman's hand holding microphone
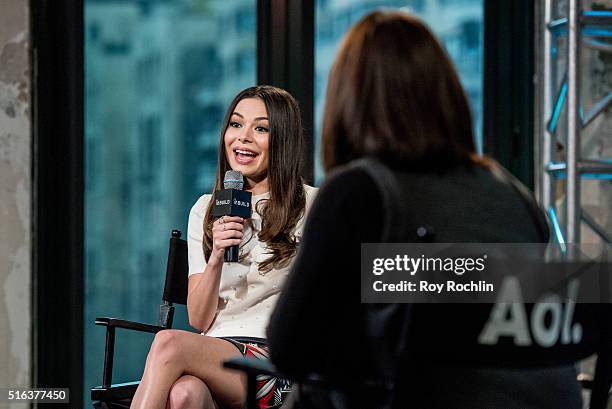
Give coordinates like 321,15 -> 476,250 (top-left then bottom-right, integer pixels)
208,216 -> 245,266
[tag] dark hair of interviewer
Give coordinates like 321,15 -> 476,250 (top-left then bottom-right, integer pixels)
203,85 -> 306,273
322,11 -> 476,171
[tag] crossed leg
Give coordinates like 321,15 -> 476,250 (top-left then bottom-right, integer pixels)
130,329 -> 246,409
166,375 -> 217,409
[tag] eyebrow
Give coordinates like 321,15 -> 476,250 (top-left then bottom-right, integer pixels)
231,112 -> 269,121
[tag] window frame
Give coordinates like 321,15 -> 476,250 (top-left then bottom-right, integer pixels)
257,0 -> 315,184
31,0 -> 85,404
484,0 -> 535,188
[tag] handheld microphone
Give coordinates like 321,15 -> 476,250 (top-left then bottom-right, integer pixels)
212,170 -> 252,262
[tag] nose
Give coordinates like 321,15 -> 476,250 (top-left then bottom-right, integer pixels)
238,126 -> 253,143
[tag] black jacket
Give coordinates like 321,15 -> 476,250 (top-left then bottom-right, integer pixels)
268,162 -> 607,409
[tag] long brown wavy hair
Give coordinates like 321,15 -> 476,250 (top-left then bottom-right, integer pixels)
203,86 -> 306,273
322,11 -> 476,171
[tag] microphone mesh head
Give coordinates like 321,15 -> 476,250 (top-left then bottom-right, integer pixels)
224,170 -> 244,190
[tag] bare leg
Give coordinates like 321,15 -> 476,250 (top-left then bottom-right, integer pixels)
167,374 -> 218,409
130,330 -> 246,409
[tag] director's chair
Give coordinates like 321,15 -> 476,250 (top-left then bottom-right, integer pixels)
91,230 -> 188,409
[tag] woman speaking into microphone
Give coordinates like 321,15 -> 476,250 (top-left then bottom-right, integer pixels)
131,85 -> 317,409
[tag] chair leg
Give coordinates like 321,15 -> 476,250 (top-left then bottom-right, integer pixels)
93,399 -> 131,409
111,400 -> 131,409
246,374 -> 258,409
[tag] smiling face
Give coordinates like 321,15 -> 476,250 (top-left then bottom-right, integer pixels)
224,97 -> 270,190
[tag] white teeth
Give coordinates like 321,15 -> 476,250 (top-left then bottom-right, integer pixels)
235,149 -> 256,157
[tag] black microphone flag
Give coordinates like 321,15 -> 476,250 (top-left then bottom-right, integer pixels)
213,171 -> 252,261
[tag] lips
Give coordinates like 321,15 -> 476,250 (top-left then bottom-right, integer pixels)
233,147 -> 258,165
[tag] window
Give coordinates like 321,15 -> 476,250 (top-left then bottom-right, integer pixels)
314,0 -> 484,184
84,1 -> 256,405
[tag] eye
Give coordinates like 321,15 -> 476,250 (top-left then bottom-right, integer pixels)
255,125 -> 269,133
229,121 -> 242,128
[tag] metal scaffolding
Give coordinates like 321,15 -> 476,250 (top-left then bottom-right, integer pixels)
538,0 -> 612,244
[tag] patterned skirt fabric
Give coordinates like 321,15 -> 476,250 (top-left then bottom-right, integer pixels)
221,338 -> 292,409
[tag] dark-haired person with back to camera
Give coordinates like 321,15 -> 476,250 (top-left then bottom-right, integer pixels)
130,85 -> 317,409
266,11 -> 604,409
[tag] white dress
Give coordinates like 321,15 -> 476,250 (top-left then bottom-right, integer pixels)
187,185 -> 318,338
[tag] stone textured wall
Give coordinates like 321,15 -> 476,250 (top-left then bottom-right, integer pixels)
0,0 -> 31,406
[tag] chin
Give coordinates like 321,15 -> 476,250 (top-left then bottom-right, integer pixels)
230,164 -> 252,175
230,162 -> 259,175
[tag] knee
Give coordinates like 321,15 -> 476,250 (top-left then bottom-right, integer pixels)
168,379 -> 211,409
150,329 -> 182,364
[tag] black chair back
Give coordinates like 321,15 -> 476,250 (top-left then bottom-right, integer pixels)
162,229 -> 188,305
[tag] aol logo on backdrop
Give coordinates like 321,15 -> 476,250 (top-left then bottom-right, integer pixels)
478,278 -> 582,347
